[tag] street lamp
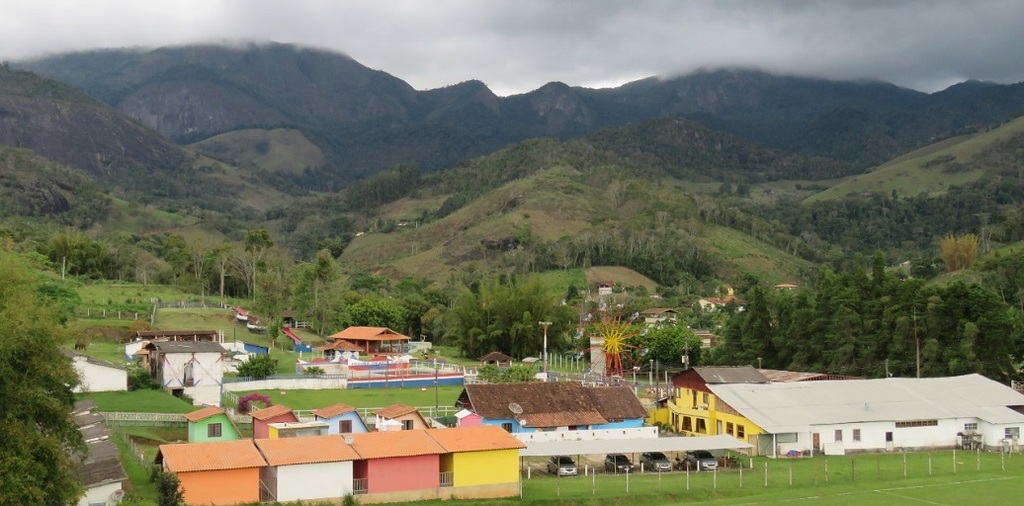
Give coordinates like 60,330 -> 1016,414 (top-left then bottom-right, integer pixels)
539,321 -> 552,381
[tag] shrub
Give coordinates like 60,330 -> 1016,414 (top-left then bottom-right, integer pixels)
237,392 -> 272,414
236,353 -> 276,380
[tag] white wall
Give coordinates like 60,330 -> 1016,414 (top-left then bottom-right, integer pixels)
77,481 -> 122,506
774,418 -> 1018,455
513,427 -> 658,443
72,359 -> 127,392
276,462 -> 353,501
183,385 -> 222,406
223,376 -> 348,392
159,352 -> 223,388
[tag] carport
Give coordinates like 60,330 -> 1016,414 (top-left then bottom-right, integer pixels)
519,435 -> 752,475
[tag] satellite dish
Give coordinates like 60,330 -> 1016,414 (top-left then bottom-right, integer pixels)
110,489 -> 126,503
508,402 -> 523,415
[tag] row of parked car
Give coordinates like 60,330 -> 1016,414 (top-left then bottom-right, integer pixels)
546,451 -> 719,476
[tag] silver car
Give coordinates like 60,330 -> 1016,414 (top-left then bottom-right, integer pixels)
685,450 -> 718,471
547,455 -> 577,476
640,451 -> 672,472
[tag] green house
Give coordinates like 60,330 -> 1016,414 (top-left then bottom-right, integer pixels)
185,406 -> 242,443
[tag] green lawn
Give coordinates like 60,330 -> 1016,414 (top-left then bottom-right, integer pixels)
80,390 -> 198,413
231,385 -> 465,411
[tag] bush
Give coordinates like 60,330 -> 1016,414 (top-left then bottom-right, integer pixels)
128,366 -> 161,391
237,392 -> 272,414
236,353 -> 277,380
304,366 -> 325,376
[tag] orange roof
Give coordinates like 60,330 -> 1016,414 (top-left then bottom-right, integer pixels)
248,405 -> 294,421
328,326 -> 411,342
313,403 -> 357,419
159,440 -> 266,473
372,404 -> 418,419
254,435 -> 359,466
426,426 -> 526,453
184,406 -> 226,422
318,339 -> 362,351
348,430 -> 445,459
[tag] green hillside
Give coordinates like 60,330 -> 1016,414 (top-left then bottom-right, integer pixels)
807,115 -> 1024,202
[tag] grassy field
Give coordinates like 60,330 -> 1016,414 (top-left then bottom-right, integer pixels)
80,390 -> 197,413
383,450 -> 1024,505
231,385 -> 466,411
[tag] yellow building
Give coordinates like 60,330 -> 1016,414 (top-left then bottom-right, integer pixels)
426,426 -> 525,499
668,366 -> 767,444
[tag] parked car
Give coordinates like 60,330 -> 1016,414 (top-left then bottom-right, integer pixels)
640,451 -> 672,472
604,453 -> 634,473
685,450 -> 718,471
547,455 -> 578,476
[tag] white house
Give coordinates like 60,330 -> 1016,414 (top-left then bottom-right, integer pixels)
144,341 -> 227,406
709,374 -> 1024,457
253,435 -> 359,502
64,349 -> 128,393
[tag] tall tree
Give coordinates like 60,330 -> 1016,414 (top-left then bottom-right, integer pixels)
241,229 -> 274,301
0,252 -> 84,505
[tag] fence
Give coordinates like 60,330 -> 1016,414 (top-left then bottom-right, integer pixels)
519,449 -> 1024,501
77,308 -> 145,320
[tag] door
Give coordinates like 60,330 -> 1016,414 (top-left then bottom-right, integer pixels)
812,432 -> 821,453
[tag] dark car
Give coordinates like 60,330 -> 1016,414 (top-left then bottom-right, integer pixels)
546,455 -> 578,476
604,453 -> 634,473
685,450 -> 718,471
640,451 -> 672,472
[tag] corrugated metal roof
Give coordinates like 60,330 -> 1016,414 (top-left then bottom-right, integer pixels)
313,403 -> 357,419
519,435 -> 750,457
710,374 -> 1024,433
694,366 -> 768,384
158,440 -> 266,473
145,341 -> 226,354
348,430 -> 446,459
249,404 -> 295,421
425,426 -> 526,453
254,435 -> 359,466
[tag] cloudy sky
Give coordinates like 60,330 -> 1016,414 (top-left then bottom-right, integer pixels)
3,0 -> 1023,96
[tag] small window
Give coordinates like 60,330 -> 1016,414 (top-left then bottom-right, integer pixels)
964,422 -> 978,431
737,425 -> 745,439
402,420 -> 414,430
853,429 -> 861,442
339,420 -> 353,433
682,417 -> 693,432
1006,427 -> 1020,439
895,420 -> 937,428
501,422 -> 513,433
726,422 -> 734,435
834,429 -> 843,442
885,432 -> 893,442
702,393 -> 710,404
696,418 -> 707,434
208,423 -> 222,438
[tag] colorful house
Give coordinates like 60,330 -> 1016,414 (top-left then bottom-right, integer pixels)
328,326 -> 411,356
667,366 -> 768,439
185,406 -> 242,443
426,426 -> 524,498
254,435 -> 360,502
267,421 -> 329,438
313,403 -> 369,434
349,430 -> 446,498
456,382 -> 648,432
373,404 -> 431,431
249,405 -> 298,439
156,439 -> 266,506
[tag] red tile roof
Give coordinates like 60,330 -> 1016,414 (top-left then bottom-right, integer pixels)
183,406 -> 226,422
348,430 -> 445,459
317,339 -> 362,351
328,326 -> 411,342
158,440 -> 266,473
313,403 -> 357,419
425,426 -> 525,453
254,435 -> 359,466
372,404 -> 419,419
248,405 -> 295,421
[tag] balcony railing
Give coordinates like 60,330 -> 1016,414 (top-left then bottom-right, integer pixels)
352,478 -> 368,495
439,471 -> 453,488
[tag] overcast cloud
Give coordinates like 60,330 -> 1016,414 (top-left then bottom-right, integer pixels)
2,0 -> 1023,96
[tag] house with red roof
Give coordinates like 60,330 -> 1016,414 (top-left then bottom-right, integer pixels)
313,403 -> 369,435
254,435 -> 360,502
156,439 -> 266,505
249,404 -> 298,439
328,326 -> 411,356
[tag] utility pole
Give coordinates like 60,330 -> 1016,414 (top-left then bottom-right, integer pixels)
539,321 -> 552,381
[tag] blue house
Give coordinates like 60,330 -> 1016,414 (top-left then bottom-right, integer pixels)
312,403 -> 369,434
455,382 -> 647,433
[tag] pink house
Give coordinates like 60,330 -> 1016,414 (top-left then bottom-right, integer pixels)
349,430 -> 445,495
249,405 -> 298,439
454,409 -> 482,427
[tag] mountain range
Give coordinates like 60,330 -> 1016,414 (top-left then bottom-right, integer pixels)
4,42 -> 1024,285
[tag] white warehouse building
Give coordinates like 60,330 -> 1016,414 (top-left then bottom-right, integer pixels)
709,374 -> 1024,457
